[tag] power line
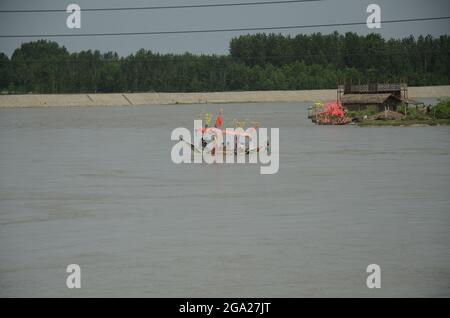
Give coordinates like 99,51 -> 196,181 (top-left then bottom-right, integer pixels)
0,16 -> 449,38
0,0 -> 324,13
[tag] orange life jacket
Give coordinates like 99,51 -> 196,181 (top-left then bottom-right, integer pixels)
215,115 -> 223,128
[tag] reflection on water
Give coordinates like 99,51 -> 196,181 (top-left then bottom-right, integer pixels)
0,103 -> 449,297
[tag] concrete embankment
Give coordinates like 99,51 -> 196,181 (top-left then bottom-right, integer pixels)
1,86 -> 449,107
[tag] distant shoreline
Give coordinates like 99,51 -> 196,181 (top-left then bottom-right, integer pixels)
1,86 -> 450,108
357,119 -> 450,127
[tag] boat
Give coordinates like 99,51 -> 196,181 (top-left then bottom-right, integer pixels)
179,136 -> 268,155
308,101 -> 352,125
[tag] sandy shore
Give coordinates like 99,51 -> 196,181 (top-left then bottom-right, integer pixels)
1,86 -> 449,107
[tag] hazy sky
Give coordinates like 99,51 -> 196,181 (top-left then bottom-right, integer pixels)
0,0 -> 449,57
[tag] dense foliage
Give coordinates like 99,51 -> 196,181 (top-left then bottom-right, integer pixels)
433,99 -> 450,119
0,32 -> 449,93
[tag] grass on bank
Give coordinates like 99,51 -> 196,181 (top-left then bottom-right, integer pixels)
358,118 -> 450,126
356,99 -> 450,126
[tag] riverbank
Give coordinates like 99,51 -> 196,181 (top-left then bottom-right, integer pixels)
358,119 -> 450,127
355,99 -> 450,126
1,85 -> 450,108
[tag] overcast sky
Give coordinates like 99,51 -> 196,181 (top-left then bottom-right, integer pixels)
0,0 -> 449,57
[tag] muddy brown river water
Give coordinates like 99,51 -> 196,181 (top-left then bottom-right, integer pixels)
0,102 -> 449,297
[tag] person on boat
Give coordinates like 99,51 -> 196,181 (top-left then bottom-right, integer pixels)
201,124 -> 209,149
215,108 -> 224,128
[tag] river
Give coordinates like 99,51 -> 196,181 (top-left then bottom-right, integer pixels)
0,102 -> 449,297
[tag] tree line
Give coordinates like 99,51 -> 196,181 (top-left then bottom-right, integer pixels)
0,32 -> 449,93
